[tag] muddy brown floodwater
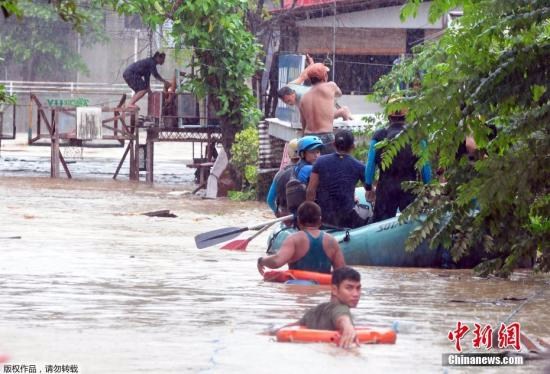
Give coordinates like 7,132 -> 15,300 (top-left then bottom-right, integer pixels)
1,152 -> 549,373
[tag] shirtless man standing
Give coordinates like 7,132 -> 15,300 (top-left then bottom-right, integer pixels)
277,55 -> 351,123
299,65 -> 344,154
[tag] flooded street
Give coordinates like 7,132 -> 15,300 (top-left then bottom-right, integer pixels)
0,144 -> 549,373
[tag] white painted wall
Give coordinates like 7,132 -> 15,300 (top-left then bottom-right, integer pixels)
297,2 -> 443,29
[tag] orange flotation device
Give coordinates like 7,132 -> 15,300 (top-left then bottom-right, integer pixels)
263,269 -> 332,285
276,326 -> 397,344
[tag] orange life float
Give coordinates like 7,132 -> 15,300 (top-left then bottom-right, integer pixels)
263,269 -> 332,285
276,326 -> 397,344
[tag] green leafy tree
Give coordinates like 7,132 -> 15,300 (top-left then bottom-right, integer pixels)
1,0 -> 100,105
0,84 -> 16,106
112,0 -> 262,159
1,0 -> 91,28
371,0 -> 550,276
0,0 -> 107,81
231,126 -> 259,197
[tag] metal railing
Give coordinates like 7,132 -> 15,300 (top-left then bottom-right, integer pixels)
0,80 -> 163,95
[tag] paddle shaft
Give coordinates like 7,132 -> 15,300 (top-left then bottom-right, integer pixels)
248,215 -> 293,231
195,215 -> 293,249
246,219 -> 279,242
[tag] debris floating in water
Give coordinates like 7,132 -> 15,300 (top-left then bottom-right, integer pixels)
141,210 -> 177,218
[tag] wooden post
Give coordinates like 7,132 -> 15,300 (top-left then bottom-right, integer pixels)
51,110 -> 60,178
133,117 -> 140,181
113,143 -> 131,180
114,94 -> 126,146
146,129 -> 155,184
129,110 -> 137,181
27,99 -> 33,144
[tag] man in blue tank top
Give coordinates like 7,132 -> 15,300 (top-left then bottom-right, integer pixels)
257,201 -> 345,274
307,129 -> 368,228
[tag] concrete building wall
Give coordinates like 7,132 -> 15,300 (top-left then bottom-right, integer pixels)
78,13 -> 178,85
297,27 -> 406,55
295,1 -> 443,29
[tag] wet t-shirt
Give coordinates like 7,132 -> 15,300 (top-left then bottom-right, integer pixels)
312,153 -> 365,225
288,83 -> 311,106
299,301 -> 353,330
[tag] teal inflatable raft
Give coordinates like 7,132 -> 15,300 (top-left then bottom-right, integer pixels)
266,188 -> 455,268
266,215 -> 453,267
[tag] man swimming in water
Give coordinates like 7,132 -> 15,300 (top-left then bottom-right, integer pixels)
257,201 -> 345,274
271,266 -> 362,349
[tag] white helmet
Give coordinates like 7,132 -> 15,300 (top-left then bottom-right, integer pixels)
287,138 -> 300,159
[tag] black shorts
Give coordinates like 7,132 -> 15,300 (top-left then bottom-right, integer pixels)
123,72 -> 148,92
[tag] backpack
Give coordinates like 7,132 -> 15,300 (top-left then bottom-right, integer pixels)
376,125 -> 418,182
274,166 -> 293,211
285,164 -> 307,212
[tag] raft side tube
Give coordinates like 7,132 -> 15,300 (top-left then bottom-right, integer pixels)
266,187 -> 446,267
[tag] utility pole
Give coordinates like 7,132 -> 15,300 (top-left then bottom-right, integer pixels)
134,29 -> 139,63
332,0 -> 336,81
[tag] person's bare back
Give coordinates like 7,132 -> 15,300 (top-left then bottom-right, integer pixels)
300,82 -> 342,135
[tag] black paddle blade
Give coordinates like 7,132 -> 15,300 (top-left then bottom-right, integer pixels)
194,227 -> 246,249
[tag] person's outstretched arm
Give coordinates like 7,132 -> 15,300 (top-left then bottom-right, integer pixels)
329,82 -> 342,98
266,180 -> 278,214
151,64 -> 169,87
420,140 -> 432,184
257,236 -> 296,275
364,139 -> 377,189
306,172 -> 319,202
326,235 -> 346,269
289,55 -> 316,85
299,103 -> 307,133
335,315 -> 359,349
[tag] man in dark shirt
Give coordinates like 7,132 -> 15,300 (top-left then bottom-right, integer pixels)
306,129 -> 368,228
364,110 -> 432,223
284,266 -> 361,349
123,51 -> 170,108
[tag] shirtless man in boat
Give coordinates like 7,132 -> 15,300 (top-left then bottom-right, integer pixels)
298,66 -> 346,154
272,266 -> 362,349
257,201 -> 345,274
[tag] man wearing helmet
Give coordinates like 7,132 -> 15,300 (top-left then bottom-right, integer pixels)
365,107 -> 432,222
294,136 -> 324,183
266,136 -> 323,217
285,136 -> 324,214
